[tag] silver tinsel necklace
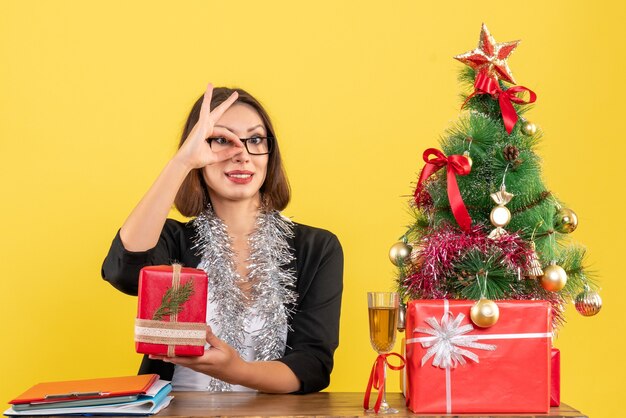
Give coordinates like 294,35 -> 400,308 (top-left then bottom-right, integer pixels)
191,206 -> 298,391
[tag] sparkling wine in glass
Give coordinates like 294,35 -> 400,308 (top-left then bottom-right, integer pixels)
367,292 -> 399,414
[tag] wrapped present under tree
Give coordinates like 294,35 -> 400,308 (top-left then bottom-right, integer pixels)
405,299 -> 551,414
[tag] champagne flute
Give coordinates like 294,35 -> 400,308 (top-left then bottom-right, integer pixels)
367,292 -> 399,414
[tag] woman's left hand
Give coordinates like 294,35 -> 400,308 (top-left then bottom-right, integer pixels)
149,326 -> 248,385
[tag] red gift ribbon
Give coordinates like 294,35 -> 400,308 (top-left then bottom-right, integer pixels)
465,70 -> 537,134
413,148 -> 472,232
363,352 -> 405,413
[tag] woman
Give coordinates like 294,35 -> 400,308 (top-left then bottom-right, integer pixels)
101,84 -> 343,394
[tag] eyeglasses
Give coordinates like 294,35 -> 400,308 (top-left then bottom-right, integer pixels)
207,136 -> 274,156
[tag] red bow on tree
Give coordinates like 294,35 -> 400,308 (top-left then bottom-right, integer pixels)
466,69 -> 537,134
414,148 -> 472,232
363,353 -> 405,413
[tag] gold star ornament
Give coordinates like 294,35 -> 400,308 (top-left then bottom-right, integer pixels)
454,23 -> 520,84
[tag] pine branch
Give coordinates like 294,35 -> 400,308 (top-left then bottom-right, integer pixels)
399,207 -> 429,243
511,191 -> 552,216
557,245 -> 598,297
448,249 -> 521,300
152,280 -> 195,321
395,259 -> 411,301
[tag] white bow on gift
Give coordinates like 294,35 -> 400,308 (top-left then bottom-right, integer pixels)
414,312 -> 496,368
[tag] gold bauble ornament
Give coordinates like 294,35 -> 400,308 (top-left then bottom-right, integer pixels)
521,120 -> 537,136
540,262 -> 567,292
575,288 -> 602,316
554,208 -> 578,233
470,299 -> 500,328
389,242 -> 412,266
463,151 -> 473,169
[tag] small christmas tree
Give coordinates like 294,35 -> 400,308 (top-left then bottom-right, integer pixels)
392,24 -> 601,328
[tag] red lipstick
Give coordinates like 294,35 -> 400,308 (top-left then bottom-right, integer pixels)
225,170 -> 254,184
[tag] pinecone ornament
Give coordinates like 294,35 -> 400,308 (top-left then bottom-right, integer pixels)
503,145 -> 520,162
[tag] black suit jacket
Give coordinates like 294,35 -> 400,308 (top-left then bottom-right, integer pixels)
101,218 -> 343,393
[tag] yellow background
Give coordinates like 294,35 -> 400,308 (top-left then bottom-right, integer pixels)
1,1 -> 624,416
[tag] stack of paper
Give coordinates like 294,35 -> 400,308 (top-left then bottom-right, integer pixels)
4,374 -> 172,416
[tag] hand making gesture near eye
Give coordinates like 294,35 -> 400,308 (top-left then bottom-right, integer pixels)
120,83 -> 244,252
174,83 -> 244,170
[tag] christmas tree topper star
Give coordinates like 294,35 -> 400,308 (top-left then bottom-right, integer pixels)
454,23 -> 520,84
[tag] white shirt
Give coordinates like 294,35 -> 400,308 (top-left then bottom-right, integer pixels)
171,285 -> 287,391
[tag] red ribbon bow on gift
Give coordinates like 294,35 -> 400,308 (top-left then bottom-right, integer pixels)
413,148 -> 472,232
465,70 -> 537,134
363,353 -> 405,413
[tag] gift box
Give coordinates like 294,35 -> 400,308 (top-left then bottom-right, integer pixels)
135,264 -> 208,357
405,299 -> 552,414
551,347 -> 561,406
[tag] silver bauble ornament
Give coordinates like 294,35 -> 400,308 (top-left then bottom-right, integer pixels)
389,242 -> 412,266
470,299 -> 500,328
575,288 -> 602,316
554,208 -> 578,233
540,262 -> 567,292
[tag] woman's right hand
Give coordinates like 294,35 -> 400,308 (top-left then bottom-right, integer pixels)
149,326 -> 300,393
174,84 -> 244,170
119,84 -> 244,252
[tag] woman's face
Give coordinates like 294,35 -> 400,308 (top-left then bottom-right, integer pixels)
202,102 -> 269,205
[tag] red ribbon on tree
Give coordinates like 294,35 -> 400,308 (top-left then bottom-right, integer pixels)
363,353 -> 405,413
465,69 -> 537,134
413,148 -> 472,232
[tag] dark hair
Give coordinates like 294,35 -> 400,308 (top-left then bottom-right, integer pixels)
174,88 -> 290,217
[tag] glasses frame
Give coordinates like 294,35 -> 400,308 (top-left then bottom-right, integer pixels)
207,136 -> 275,156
